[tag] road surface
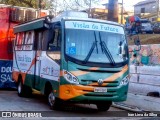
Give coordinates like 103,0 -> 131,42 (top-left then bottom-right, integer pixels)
0,90 -> 156,120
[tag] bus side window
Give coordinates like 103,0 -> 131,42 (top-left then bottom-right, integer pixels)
42,30 -> 49,51
15,32 -> 25,50
16,32 -> 24,45
34,30 -> 48,51
34,31 -> 42,50
25,31 -> 34,45
23,31 -> 34,51
48,29 -> 61,51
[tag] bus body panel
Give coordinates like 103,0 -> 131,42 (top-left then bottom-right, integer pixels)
13,49 -> 60,96
59,60 -> 129,102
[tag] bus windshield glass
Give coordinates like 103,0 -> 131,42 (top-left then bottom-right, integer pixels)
65,21 -> 128,64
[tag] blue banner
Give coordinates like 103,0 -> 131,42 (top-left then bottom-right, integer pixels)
0,60 -> 16,88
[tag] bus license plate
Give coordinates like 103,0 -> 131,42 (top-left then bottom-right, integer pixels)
94,88 -> 107,92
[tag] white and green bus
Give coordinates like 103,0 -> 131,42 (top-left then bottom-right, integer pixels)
12,11 -> 130,111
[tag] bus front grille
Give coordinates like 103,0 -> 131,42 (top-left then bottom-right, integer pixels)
84,94 -> 114,97
80,79 -> 119,87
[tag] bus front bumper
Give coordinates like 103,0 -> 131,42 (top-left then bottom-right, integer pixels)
59,84 -> 128,103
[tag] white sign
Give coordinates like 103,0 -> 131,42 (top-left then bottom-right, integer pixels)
65,21 -> 124,34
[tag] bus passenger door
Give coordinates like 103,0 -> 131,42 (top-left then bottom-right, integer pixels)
34,31 -> 43,90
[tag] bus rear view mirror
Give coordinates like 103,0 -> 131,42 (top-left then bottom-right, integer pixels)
118,41 -> 127,58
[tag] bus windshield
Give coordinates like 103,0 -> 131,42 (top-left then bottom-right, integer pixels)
65,21 -> 128,65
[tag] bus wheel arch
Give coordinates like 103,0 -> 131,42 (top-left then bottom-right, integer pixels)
44,82 -> 52,97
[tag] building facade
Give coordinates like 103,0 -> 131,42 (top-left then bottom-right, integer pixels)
134,0 -> 157,15
134,0 -> 159,22
81,3 -> 134,24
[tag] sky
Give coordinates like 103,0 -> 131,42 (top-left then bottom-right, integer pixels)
54,0 -> 145,12
120,0 -> 144,10
99,0 -> 144,11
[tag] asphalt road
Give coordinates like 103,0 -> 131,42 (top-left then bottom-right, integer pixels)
0,90 -> 156,120
0,90 -> 124,112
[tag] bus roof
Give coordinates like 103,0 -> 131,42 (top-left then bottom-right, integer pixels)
14,17 -> 45,33
14,12 -> 123,33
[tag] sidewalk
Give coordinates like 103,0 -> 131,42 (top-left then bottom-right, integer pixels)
114,93 -> 160,112
121,65 -> 160,112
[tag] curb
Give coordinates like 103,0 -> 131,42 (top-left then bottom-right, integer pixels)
112,102 -> 149,113
112,93 -> 160,115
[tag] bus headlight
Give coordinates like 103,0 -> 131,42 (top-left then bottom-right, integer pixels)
64,70 -> 79,84
120,76 -> 129,85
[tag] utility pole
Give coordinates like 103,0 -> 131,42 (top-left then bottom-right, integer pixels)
89,0 -> 92,18
121,0 -> 124,24
38,0 -> 42,17
157,0 -> 159,20
108,0 -> 118,22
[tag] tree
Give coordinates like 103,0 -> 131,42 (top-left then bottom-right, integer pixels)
0,0 -> 46,9
66,0 -> 102,11
48,0 -> 103,16
0,0 -> 103,15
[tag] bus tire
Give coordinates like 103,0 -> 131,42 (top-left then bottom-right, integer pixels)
17,80 -> 25,97
24,86 -> 32,97
96,101 -> 112,112
48,92 -> 60,110
45,83 -> 60,110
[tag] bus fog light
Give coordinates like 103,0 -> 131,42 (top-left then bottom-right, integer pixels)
65,90 -> 70,94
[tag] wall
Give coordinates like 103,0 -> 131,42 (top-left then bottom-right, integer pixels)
129,44 -> 160,95
129,44 -> 160,66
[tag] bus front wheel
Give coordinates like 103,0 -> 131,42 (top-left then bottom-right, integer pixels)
48,92 -> 61,110
45,84 -> 61,110
96,101 -> 112,112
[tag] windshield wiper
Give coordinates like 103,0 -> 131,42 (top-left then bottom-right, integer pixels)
83,41 -> 96,64
99,32 -> 115,66
83,31 -> 98,64
94,31 -> 98,54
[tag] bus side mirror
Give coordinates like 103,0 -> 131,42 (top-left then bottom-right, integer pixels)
118,41 -> 127,58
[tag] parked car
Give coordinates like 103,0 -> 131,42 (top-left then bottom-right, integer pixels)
137,19 -> 153,34
153,22 -> 160,34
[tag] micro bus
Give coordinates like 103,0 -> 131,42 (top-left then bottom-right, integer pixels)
12,11 -> 130,111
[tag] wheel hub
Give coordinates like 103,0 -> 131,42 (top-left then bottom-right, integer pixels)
18,82 -> 21,94
48,92 -> 55,106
